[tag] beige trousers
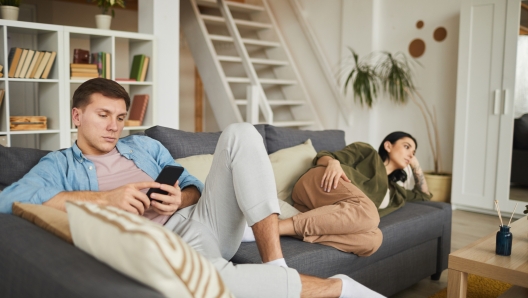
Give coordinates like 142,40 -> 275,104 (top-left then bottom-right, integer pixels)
291,167 -> 383,256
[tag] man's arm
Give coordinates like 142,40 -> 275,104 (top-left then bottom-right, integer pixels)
180,185 -> 200,209
43,181 -> 161,214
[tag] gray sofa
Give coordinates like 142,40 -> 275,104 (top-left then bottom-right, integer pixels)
0,124 -> 451,297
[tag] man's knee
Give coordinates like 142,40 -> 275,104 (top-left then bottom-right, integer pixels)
223,122 -> 258,138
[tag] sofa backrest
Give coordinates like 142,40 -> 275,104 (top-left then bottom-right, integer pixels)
0,125 -> 346,190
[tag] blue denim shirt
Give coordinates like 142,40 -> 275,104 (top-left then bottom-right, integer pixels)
0,135 -> 204,214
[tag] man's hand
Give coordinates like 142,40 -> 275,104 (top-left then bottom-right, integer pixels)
321,159 -> 351,192
149,180 -> 182,216
101,181 -> 159,215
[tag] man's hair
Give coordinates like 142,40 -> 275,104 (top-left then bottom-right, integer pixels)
72,78 -> 130,111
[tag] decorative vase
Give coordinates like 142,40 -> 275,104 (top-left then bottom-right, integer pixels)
495,225 -> 512,256
95,14 -> 112,30
1,6 -> 19,21
424,172 -> 452,203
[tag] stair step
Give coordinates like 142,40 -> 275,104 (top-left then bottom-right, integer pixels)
218,55 -> 288,66
235,99 -> 305,106
210,34 -> 280,48
226,77 -> 298,85
202,15 -> 272,30
196,0 -> 265,13
265,121 -> 315,127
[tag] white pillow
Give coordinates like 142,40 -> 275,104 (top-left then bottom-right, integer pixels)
269,139 -> 317,205
66,201 -> 233,298
176,154 -> 214,183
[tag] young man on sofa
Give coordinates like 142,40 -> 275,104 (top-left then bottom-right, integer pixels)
0,78 -> 383,298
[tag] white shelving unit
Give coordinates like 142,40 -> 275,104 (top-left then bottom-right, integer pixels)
0,20 -> 156,150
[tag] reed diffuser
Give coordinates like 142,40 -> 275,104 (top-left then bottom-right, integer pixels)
494,200 -> 517,256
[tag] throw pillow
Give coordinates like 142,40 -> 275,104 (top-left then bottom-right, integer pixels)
12,202 -> 72,244
265,125 -> 346,154
269,139 -> 317,205
66,201 -> 233,298
176,154 -> 214,183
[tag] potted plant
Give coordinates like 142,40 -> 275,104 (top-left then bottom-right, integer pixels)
344,49 -> 452,202
0,0 -> 20,21
93,0 -> 125,30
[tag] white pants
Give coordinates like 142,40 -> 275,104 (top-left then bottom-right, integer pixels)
164,123 -> 302,298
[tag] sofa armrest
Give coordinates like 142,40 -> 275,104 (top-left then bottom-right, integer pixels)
0,214 -> 164,298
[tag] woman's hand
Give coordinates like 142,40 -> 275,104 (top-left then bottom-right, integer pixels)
409,157 -> 430,195
321,159 -> 351,192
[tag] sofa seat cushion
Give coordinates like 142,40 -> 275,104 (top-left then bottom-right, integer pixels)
145,125 -> 266,159
231,202 -> 450,277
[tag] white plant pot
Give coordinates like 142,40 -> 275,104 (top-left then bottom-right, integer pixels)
95,14 -> 112,30
1,6 -> 19,21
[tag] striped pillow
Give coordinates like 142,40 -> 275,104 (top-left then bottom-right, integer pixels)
66,201 -> 233,298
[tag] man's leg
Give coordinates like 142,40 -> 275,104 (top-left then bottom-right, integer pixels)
188,123 -> 282,261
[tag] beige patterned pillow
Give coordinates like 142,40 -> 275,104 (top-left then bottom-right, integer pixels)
66,201 -> 233,298
176,154 -> 214,183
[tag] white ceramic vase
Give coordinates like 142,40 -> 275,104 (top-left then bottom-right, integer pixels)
1,6 -> 19,21
95,14 -> 112,30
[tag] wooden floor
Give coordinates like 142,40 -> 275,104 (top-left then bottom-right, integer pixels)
390,209 -> 506,298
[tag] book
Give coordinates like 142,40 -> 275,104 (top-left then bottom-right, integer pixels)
18,50 -> 35,78
128,94 -> 149,125
24,51 -> 40,79
101,52 -> 106,79
105,52 -> 111,79
129,55 -> 145,81
73,49 -> 90,64
70,72 -> 99,78
71,63 -> 97,69
0,89 -> 4,110
70,68 -> 98,74
14,49 -> 28,78
115,78 -> 137,82
139,56 -> 150,82
41,51 -> 57,79
28,52 -> 44,79
0,65 -> 4,72
8,48 -> 22,78
33,52 -> 51,79
93,53 -> 103,77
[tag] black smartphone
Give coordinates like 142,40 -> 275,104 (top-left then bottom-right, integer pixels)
146,165 -> 185,199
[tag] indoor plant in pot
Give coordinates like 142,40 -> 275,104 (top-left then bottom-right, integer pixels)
344,49 -> 452,202
0,0 -> 20,21
93,0 -> 125,30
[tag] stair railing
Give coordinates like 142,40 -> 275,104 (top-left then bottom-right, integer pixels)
217,0 -> 273,125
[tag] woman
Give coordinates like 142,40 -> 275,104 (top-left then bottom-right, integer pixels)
277,132 -> 432,256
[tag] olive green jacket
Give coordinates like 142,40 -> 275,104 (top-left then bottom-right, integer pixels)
312,142 -> 432,217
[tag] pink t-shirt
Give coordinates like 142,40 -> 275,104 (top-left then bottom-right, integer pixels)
85,148 -> 170,225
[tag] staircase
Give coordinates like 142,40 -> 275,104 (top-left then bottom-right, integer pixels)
180,0 -> 322,129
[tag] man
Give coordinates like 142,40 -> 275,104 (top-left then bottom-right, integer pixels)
0,78 -> 384,298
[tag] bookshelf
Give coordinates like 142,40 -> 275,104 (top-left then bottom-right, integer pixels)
0,20 -> 156,150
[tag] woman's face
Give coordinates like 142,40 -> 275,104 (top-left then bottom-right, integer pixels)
385,137 -> 416,170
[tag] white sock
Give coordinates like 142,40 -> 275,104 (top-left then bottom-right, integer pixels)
330,274 -> 385,298
241,223 -> 256,242
265,258 -> 288,268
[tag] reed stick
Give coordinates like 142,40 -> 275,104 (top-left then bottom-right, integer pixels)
507,203 -> 519,227
495,200 -> 504,226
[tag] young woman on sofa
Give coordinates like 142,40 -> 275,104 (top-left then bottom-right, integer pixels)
277,132 -> 432,256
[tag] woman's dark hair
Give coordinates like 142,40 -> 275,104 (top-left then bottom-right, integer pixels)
72,78 -> 130,111
378,131 -> 418,183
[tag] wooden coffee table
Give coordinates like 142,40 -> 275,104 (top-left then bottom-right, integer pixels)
447,216 -> 528,298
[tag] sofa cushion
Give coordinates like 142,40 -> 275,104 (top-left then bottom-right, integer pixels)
231,201 -> 450,278
265,125 -> 346,154
12,202 -> 72,244
0,145 -> 50,190
269,139 -> 317,205
145,125 -> 266,159
66,201 -> 232,298
176,154 -> 214,183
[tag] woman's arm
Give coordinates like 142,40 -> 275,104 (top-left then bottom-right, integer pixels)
409,157 -> 430,195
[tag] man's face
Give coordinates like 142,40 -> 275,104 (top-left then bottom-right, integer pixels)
72,93 -> 127,155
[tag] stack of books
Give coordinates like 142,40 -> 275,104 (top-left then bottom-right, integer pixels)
8,48 -> 57,79
92,52 -> 111,79
129,54 -> 150,81
70,64 -> 99,80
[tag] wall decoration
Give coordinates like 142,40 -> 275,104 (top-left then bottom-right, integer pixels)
434,27 -> 447,42
416,20 -> 424,29
409,39 -> 426,58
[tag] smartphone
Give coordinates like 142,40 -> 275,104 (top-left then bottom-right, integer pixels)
146,165 -> 185,199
